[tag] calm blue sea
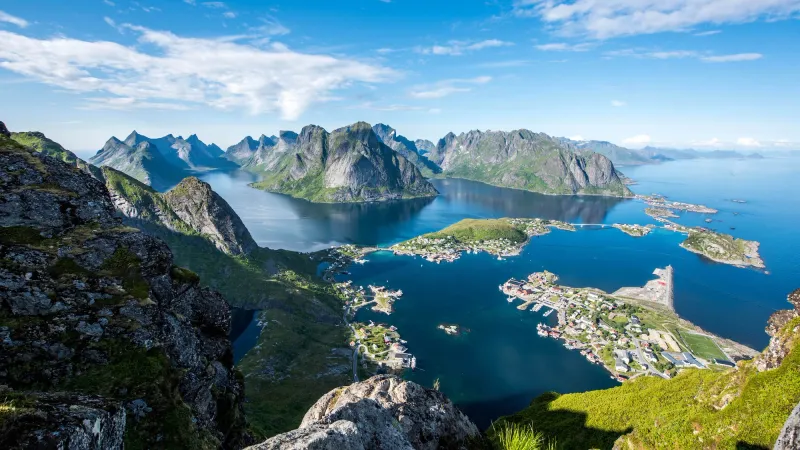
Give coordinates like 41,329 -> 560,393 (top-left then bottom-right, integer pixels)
210,156 -> 800,428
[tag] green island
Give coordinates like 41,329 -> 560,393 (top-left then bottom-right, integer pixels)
612,223 -> 654,237
349,321 -> 415,373
495,303 -> 800,449
638,194 -> 718,214
391,217 -> 575,263
438,323 -> 469,336
645,207 -> 678,219
680,229 -> 765,269
503,267 -> 757,382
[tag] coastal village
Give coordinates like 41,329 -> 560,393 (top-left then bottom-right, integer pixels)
390,218 -> 576,263
501,268 -> 757,381
612,223 -> 654,237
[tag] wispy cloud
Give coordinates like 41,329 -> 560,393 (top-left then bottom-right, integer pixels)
183,0 -> 196,4
535,42 -> 594,51
0,25 -> 396,120
611,100 -> 626,107
202,1 -> 226,8
223,11 -> 237,18
0,10 -> 28,28
476,59 -> 533,68
737,137 -> 761,147
512,0 -> 800,39
409,76 -> 492,99
605,48 -> 763,63
694,30 -> 722,36
103,0 -> 116,6
417,39 -> 513,56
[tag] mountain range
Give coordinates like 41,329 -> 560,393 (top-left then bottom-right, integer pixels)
90,131 -> 236,190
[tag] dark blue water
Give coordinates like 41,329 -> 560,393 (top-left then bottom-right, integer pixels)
213,157 -> 800,427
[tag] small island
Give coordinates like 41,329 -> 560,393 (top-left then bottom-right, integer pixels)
645,207 -> 678,219
613,223 -> 655,237
437,323 -> 469,336
335,280 -> 403,315
501,267 -> 757,381
680,229 -> 765,269
391,217 -> 575,263
638,194 -> 718,214
350,321 -> 415,371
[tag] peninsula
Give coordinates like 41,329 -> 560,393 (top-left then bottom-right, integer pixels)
637,194 -> 718,214
391,217 -> 575,262
501,267 -> 757,381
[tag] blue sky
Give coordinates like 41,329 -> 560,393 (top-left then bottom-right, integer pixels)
1,0 -> 799,154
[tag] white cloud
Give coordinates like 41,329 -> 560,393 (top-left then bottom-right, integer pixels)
417,39 -> 513,56
694,30 -> 722,36
692,137 -> 723,147
605,48 -> 763,63
248,17 -> 290,37
737,137 -> 761,147
512,0 -> 800,39
774,139 -> 793,147
569,135 -> 585,141
0,26 -> 396,120
0,10 -> 28,28
535,42 -> 594,51
202,1 -> 226,8
103,0 -> 116,6
611,100 -> 626,107
409,76 -> 492,99
104,17 -> 116,27
184,0 -> 196,4
701,53 -> 762,62
223,11 -> 237,18
623,134 -> 652,145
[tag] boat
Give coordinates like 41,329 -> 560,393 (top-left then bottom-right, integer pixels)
410,356 -> 417,370
543,309 -> 553,317
507,296 -> 515,302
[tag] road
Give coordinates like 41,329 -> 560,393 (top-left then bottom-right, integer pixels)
343,306 -> 359,382
633,337 -> 669,379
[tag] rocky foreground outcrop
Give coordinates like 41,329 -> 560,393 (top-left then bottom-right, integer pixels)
249,375 -> 481,450
756,289 -> 800,372
0,132 -> 249,448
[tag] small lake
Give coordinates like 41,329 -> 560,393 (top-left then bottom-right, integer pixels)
215,157 -> 800,428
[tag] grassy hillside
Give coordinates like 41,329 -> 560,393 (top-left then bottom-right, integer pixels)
426,218 -> 529,244
495,318 -> 800,449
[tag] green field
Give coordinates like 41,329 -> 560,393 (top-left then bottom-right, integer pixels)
426,218 -> 528,243
677,329 -> 729,362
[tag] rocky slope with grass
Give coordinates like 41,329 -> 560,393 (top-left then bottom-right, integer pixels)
248,375 -> 482,449
428,129 -> 632,197
8,128 -> 104,181
0,131 -> 249,448
248,122 -> 438,203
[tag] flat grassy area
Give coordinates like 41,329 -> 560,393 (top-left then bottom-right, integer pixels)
495,318 -> 800,449
677,330 -> 729,362
427,218 -> 528,243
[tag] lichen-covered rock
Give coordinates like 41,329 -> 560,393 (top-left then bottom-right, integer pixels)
756,289 -> 800,371
0,121 -> 10,138
250,375 -> 480,450
775,400 -> 800,450
0,387 -> 126,450
0,132 -> 249,448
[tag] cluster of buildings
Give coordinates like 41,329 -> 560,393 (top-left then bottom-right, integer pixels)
392,234 -> 523,263
638,194 -> 718,214
351,322 -> 416,371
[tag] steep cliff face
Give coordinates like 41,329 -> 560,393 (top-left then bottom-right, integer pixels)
756,289 -> 800,372
431,129 -> 632,196
249,122 -> 438,203
102,167 -> 256,256
250,375 -> 481,449
0,133 -> 249,448
372,123 -> 442,178
90,137 -> 182,191
163,177 -> 257,256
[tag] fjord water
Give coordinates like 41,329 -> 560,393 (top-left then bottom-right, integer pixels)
208,157 -> 800,428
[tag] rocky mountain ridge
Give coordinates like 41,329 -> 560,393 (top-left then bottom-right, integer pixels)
0,130 -> 249,448
102,167 -> 257,256
248,122 -> 439,203
429,128 -> 632,196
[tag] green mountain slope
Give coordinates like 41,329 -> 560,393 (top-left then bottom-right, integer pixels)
432,129 -> 632,197
494,289 -> 800,449
10,130 -> 104,180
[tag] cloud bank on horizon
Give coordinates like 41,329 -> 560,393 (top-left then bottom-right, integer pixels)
0,0 -> 797,151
